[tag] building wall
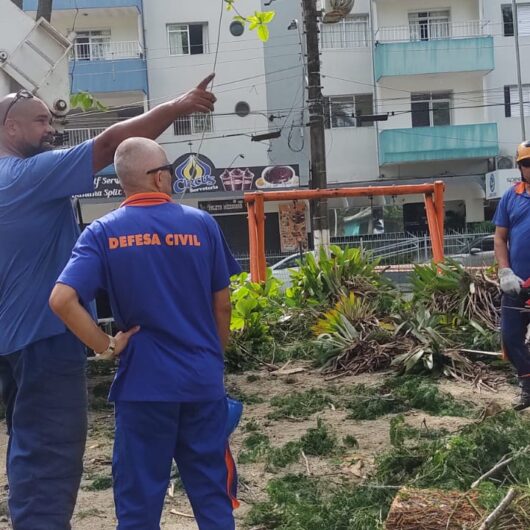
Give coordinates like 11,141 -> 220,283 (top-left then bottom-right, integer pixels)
142,0 -> 272,169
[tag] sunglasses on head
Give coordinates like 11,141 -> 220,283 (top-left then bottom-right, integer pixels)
2,90 -> 34,126
146,163 -> 175,175
520,159 -> 530,168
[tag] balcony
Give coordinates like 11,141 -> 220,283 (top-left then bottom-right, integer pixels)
374,20 -> 494,80
64,128 -> 114,175
379,123 -> 499,165
69,41 -> 147,94
24,0 -> 141,10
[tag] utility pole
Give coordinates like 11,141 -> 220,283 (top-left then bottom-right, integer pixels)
513,0 -> 526,140
37,0 -> 53,22
302,0 -> 330,252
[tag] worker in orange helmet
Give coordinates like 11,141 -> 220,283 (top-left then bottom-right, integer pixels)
494,141 -> 530,410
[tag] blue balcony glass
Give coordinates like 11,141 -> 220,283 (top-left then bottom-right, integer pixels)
69,58 -> 147,94
24,0 -> 141,10
379,123 -> 499,165
374,36 -> 494,80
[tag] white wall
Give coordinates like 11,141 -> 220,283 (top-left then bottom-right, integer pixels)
483,0 -> 530,157
51,10 -> 140,42
143,0 -> 271,169
375,0 -> 479,28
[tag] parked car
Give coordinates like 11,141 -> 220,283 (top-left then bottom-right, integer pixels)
269,252 -> 311,286
449,234 -> 495,267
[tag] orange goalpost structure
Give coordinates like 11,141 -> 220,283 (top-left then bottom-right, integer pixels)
244,181 -> 445,283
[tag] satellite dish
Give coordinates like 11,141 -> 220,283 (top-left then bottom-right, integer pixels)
322,0 -> 355,24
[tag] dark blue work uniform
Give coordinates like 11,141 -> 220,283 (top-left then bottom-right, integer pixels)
0,141 -> 95,529
58,192 -> 241,529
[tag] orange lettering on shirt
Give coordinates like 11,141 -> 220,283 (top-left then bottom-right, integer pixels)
177,234 -> 190,246
143,234 -> 151,245
165,234 -> 174,246
151,233 -> 161,246
193,235 -> 201,247
119,236 -> 127,248
135,234 -> 143,246
127,235 -> 135,247
109,237 -> 119,250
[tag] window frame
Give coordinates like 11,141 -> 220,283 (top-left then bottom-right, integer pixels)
408,9 -> 451,41
504,84 -> 530,118
167,23 -> 207,56
324,93 -> 374,129
321,15 -> 370,49
411,91 -> 452,128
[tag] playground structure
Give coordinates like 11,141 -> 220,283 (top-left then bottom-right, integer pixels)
244,181 -> 445,282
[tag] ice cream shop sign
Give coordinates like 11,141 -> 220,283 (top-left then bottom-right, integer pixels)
171,153 -> 300,194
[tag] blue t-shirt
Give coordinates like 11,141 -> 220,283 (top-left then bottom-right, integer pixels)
493,181 -> 530,280
57,195 -> 241,402
0,141 -> 94,355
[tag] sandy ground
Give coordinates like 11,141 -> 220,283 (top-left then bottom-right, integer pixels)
0,364 -> 520,530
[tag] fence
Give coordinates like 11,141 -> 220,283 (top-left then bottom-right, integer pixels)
64,127 -> 106,147
376,20 -> 488,43
72,40 -> 143,61
233,229 -> 494,273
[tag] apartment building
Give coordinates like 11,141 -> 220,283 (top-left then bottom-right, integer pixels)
22,1 -> 530,247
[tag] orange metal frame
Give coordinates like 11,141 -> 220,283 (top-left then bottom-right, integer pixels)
244,181 -> 445,282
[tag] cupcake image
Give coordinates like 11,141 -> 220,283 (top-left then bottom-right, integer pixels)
221,168 -> 255,191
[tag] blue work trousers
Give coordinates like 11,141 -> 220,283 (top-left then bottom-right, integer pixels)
0,332 -> 87,530
113,399 -> 237,530
501,293 -> 530,377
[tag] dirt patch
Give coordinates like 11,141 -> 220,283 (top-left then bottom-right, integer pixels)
0,365 -> 520,529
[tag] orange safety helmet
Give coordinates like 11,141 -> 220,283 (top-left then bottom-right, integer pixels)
516,141 -> 530,163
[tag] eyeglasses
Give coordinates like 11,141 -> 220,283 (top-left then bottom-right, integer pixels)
520,159 -> 530,168
2,90 -> 34,126
146,163 -> 175,175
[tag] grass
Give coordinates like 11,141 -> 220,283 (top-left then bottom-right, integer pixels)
268,388 -> 334,420
85,475 -> 113,491
246,474 -> 393,530
342,377 -> 476,420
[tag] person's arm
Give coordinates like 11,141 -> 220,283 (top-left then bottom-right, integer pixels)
92,74 -> 216,173
212,287 -> 231,351
49,284 -> 139,357
494,226 -> 510,269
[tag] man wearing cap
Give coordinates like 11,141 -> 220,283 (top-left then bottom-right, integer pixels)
494,141 -> 530,410
0,75 -> 216,529
50,137 -> 241,529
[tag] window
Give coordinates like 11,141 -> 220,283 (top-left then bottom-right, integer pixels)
173,113 -> 213,136
73,30 -> 111,61
504,84 -> 530,117
324,94 -> 374,129
321,15 -> 369,49
167,23 -> 206,55
411,92 -> 451,127
408,10 -> 450,41
502,4 -> 530,37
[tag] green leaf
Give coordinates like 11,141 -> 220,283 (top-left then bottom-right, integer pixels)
259,11 -> 275,23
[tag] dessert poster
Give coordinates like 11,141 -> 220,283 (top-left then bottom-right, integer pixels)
171,153 -> 300,194
278,202 -> 308,253
80,154 -> 300,199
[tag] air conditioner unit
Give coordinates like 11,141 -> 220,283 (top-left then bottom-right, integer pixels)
495,155 -> 515,170
322,0 -> 355,24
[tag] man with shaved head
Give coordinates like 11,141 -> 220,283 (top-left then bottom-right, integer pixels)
50,138 -> 241,529
0,76 -> 216,529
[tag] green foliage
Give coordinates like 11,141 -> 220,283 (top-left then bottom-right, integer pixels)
288,246 -> 394,308
299,419 -> 338,457
224,1 -> 275,42
377,411 -> 530,491
268,388 -> 334,420
246,474 -> 394,530
86,475 -> 112,491
238,432 -> 271,464
343,435 -> 359,449
70,92 -> 106,112
343,377 -> 474,420
92,381 -> 111,399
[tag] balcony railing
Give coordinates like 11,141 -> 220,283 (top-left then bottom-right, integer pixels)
64,127 -> 106,146
377,20 -> 489,43
71,40 -> 143,61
